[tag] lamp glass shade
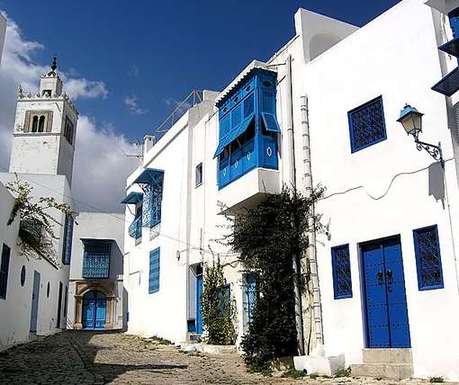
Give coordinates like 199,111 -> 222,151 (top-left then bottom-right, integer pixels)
397,105 -> 423,136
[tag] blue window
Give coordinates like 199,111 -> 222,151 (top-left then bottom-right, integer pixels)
0,244 -> 11,299
331,244 -> 352,299
122,192 -> 144,240
413,225 -> 444,290
82,241 -> 111,279
149,248 -> 160,294
348,96 -> 386,153
62,214 -> 73,265
215,69 -> 280,189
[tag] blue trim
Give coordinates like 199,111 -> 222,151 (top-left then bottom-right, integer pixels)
134,168 -> 164,185
121,192 -> 143,204
413,225 -> 444,291
331,244 -> 352,300
214,113 -> 254,158
149,248 -> 160,294
348,96 -> 387,153
261,112 -> 281,133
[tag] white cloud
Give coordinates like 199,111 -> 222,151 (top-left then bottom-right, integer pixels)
0,12 -> 138,212
124,95 -> 148,115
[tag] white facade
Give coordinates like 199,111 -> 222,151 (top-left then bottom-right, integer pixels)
67,212 -> 125,331
124,0 -> 459,380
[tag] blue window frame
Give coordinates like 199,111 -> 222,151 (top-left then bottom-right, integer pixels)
132,169 -> 164,229
0,244 -> 11,299
331,244 -> 352,299
62,214 -> 73,265
348,96 -> 387,153
149,248 -> 160,294
243,273 -> 257,328
215,69 -> 280,189
413,225 -> 444,290
82,241 -> 111,279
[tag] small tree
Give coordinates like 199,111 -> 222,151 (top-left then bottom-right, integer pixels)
225,185 -> 324,371
5,176 -> 74,265
201,257 -> 236,345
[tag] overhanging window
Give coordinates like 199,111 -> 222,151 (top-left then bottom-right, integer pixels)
413,225 -> 444,290
82,241 -> 111,279
121,192 -> 143,240
133,169 -> 164,228
331,244 -> 352,299
215,69 -> 280,189
348,96 -> 386,153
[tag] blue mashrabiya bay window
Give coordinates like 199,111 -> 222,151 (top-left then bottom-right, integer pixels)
331,244 -> 352,299
82,240 -> 112,279
134,169 -> 164,228
214,68 -> 281,189
121,191 -> 143,240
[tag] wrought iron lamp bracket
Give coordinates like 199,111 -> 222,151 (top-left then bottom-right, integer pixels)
412,133 -> 444,168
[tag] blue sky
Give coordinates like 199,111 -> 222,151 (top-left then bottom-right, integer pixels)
0,0 -> 399,144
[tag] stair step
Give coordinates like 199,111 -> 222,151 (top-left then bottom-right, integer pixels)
362,348 -> 412,364
351,363 -> 413,380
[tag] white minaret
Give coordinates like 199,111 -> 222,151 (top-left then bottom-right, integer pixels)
9,58 -> 79,185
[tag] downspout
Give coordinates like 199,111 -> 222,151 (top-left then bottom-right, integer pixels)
300,95 -> 324,351
285,54 -> 305,355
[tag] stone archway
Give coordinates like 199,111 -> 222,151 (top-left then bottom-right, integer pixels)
73,281 -> 116,330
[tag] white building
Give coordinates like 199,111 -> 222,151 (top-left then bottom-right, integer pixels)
123,0 -> 459,380
67,212 -> 125,331
0,59 -> 125,347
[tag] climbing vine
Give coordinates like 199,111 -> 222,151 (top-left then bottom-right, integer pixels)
5,176 -> 74,265
201,257 -> 237,345
225,186 -> 325,372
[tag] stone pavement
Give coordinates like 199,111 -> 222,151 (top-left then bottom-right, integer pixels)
0,331 -> 449,385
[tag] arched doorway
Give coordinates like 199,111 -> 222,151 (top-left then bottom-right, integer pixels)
82,290 -> 106,330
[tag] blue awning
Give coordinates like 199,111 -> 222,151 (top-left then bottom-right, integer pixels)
214,113 -> 254,158
134,168 -> 164,185
439,37 -> 459,57
432,67 -> 459,96
261,112 -> 281,133
121,192 -> 143,205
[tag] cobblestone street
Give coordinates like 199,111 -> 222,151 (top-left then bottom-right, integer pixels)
0,332 -> 449,385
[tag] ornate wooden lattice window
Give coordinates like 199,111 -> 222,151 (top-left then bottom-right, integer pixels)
413,225 -> 444,290
331,244 -> 352,299
61,214 -> 74,265
348,96 -> 387,153
149,248 -> 160,294
82,241 -> 111,279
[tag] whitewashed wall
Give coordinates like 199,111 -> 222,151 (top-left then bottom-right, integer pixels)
0,174 -> 71,348
301,0 -> 459,380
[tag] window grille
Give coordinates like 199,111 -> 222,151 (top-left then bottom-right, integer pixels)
331,244 -> 352,299
413,225 -> 444,290
82,241 -> 111,279
348,96 -> 386,153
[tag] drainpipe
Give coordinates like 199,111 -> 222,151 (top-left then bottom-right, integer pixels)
300,95 -> 324,352
285,54 -> 305,355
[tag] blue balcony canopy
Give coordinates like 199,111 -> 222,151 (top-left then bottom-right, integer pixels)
439,37 -> 459,57
214,113 -> 254,158
121,192 -> 143,205
432,67 -> 459,96
134,168 -> 164,186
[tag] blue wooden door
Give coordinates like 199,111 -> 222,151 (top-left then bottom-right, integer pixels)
82,291 -> 106,330
29,271 -> 41,332
361,236 -> 410,348
196,274 -> 203,334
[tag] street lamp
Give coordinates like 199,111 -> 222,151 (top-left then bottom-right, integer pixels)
397,104 -> 444,168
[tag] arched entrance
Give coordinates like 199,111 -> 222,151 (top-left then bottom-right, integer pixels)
82,290 -> 106,330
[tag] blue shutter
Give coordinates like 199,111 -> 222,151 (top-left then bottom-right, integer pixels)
413,225 -> 444,290
62,215 -> 73,265
149,248 -> 160,293
331,244 -> 352,299
348,96 -> 387,153
82,241 -> 111,278
0,244 -> 11,299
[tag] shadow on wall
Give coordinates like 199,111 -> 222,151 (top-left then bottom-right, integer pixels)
428,162 -> 445,208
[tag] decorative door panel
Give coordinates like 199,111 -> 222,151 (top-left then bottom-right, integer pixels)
95,298 -> 106,329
